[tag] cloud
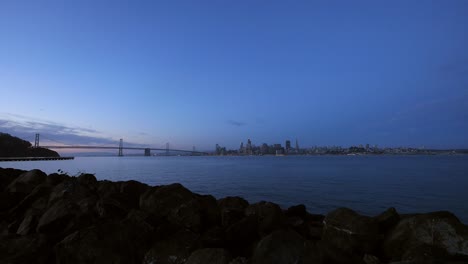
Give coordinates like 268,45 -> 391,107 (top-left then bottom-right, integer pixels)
0,113 -> 145,148
227,119 -> 246,127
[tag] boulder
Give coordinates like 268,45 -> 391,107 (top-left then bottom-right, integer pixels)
374,207 -> 400,233
186,248 -> 232,264
285,204 -> 307,219
322,207 -> 380,256
36,199 -> 79,234
0,192 -> 25,212
218,196 -> 249,227
251,229 -> 313,264
245,201 -> 285,236
46,173 -> 69,186
77,173 -> 97,187
140,183 -> 205,231
48,178 -> 95,206
142,229 -> 201,264
225,215 -> 258,256
197,194 -> 221,229
8,184 -> 51,220
55,213 -> 153,264
119,180 -> 149,208
383,211 -> 468,263
0,234 -> 51,264
6,169 -> 47,193
0,168 -> 25,191
96,193 -> 134,219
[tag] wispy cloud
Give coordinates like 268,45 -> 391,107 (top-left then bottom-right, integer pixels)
227,119 -> 247,127
0,113 -> 145,147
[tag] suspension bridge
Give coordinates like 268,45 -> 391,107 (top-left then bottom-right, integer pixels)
34,134 -> 208,156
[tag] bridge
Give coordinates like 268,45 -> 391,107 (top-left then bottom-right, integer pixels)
34,134 -> 208,156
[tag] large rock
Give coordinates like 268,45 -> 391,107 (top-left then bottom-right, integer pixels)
186,248 -> 232,264
0,234 -> 51,264
383,211 -> 468,263
119,180 -> 149,207
0,192 -> 25,212
374,207 -> 400,234
321,208 -> 380,262
48,177 -> 95,206
218,196 -> 249,227
6,169 -> 47,193
36,199 -> 79,234
245,201 -> 285,236
55,212 -> 153,264
0,168 -> 26,191
140,183 -> 208,231
251,229 -> 317,264
142,229 -> 201,264
225,215 -> 258,256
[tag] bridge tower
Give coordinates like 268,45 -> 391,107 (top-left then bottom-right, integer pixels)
34,133 -> 40,148
118,139 -> 123,157
166,143 -> 169,156
144,148 -> 151,156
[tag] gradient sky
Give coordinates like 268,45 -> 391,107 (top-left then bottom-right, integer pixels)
1,0 -> 467,150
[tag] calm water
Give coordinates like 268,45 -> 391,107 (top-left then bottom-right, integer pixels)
2,155 -> 468,223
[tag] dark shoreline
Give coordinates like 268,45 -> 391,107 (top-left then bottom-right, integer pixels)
1,167 -> 468,264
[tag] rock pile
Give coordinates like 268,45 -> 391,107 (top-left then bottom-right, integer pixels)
1,167 -> 467,264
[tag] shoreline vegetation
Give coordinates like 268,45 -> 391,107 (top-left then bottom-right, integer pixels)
1,168 -> 468,264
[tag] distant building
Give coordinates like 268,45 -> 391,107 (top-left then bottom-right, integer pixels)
295,139 -> 300,153
285,140 -> 291,153
247,139 -> 252,155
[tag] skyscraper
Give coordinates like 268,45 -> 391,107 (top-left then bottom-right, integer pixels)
295,139 -> 300,153
285,140 -> 291,153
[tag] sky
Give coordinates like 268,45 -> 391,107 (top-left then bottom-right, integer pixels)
1,0 -> 467,151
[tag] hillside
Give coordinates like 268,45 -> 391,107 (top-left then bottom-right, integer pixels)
0,132 -> 59,157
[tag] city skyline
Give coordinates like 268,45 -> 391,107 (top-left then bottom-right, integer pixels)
1,1 -> 468,150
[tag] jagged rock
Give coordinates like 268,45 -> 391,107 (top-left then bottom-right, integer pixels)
251,229 -> 315,264
77,173 -> 97,187
8,184 -> 51,220
375,207 -> 400,233
286,213 -> 324,240
201,226 -> 225,248
218,196 -> 249,227
383,211 -> 468,263
120,180 -> 149,206
225,215 -> 258,256
46,173 -> 69,186
363,254 -> 382,264
245,201 -> 285,236
96,193 -> 132,219
0,192 -> 25,212
322,207 -> 380,257
142,229 -> 201,264
0,234 -> 51,264
6,169 -> 47,193
140,183 -> 206,231
285,204 -> 307,219
48,178 -> 95,206
36,199 -> 79,234
197,194 -> 221,228
186,248 -> 232,264
55,212 -> 153,264
16,208 -> 43,235
0,168 -> 25,191
229,257 -> 248,264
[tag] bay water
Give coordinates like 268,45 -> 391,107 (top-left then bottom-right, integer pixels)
2,155 -> 467,223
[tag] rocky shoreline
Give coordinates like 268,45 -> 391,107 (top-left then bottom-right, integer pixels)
1,168 -> 467,264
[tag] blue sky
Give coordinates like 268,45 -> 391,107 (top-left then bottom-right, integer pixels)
1,0 -> 467,150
